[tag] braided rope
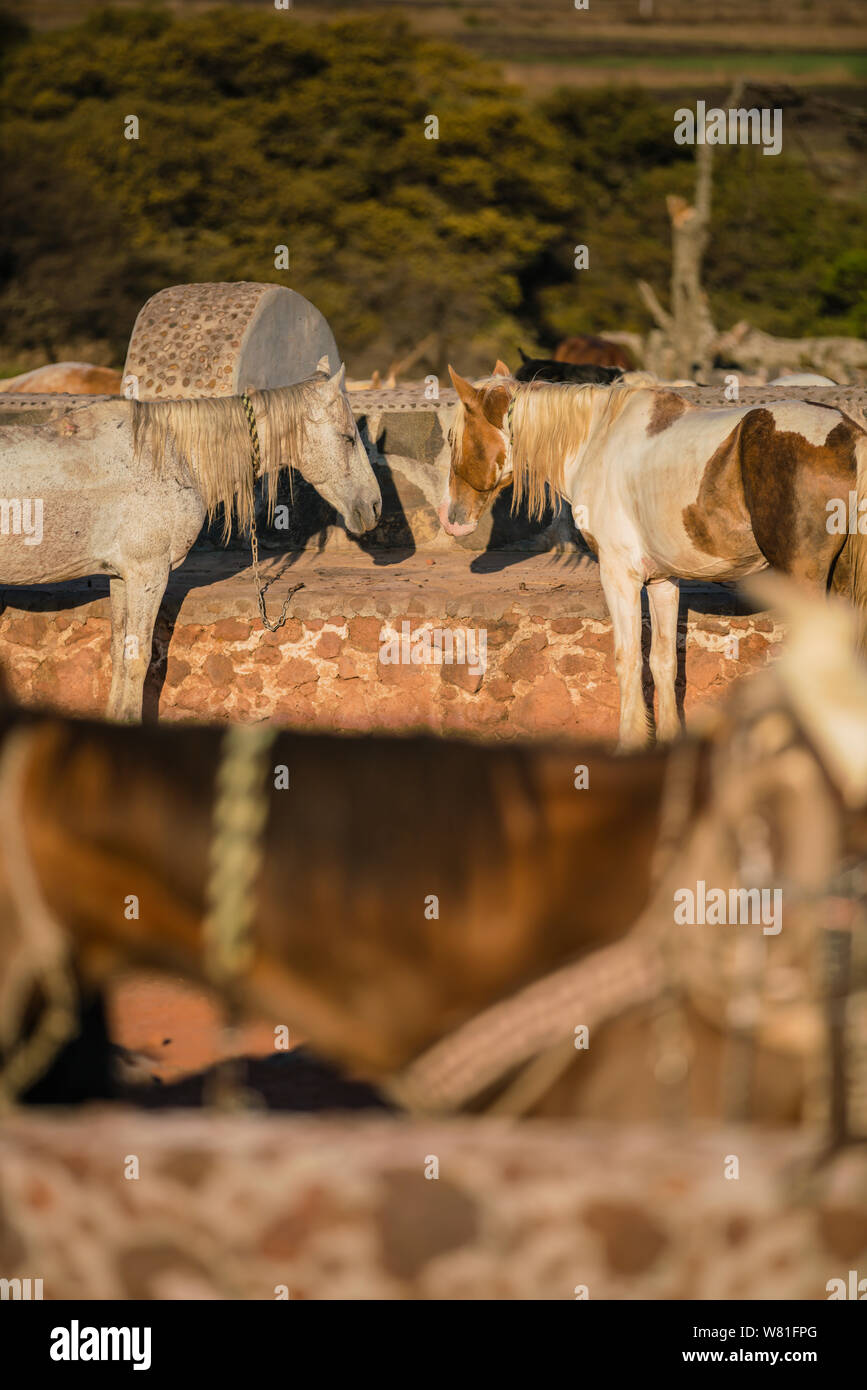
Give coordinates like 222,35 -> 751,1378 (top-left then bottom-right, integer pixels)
241,390 -> 304,633
386,935 -> 666,1115
202,723 -> 279,994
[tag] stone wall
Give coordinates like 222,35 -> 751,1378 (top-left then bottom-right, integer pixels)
0,552 -> 782,740
1,1110 -> 864,1300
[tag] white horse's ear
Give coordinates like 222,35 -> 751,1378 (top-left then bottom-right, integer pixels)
315,354 -> 331,375
328,362 -> 346,391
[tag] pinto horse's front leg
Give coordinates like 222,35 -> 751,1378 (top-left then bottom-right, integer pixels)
598,558 -> 649,750
647,577 -> 682,742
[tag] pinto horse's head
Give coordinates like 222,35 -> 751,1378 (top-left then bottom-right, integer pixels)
438,364 -> 515,538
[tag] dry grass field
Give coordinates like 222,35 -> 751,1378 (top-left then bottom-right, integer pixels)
13,0 -> 867,93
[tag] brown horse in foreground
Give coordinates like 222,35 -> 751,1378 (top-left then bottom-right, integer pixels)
1,582 -> 865,1124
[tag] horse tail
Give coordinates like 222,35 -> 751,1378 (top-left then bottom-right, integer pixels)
846,430 -> 867,655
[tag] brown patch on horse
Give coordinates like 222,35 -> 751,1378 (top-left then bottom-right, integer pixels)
738,409 -> 858,583
647,391 -> 689,437
682,418 -> 756,564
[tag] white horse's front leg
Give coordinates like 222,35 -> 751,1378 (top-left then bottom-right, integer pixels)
647,577 -> 681,742
106,576 -> 128,721
115,560 -> 170,723
598,556 -> 648,751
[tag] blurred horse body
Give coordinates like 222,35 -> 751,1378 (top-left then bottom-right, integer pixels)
3,581 -> 866,1124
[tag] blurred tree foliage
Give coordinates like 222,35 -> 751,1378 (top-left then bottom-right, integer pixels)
0,6 -> 863,371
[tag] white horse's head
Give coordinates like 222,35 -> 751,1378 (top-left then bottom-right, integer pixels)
301,362 -> 382,537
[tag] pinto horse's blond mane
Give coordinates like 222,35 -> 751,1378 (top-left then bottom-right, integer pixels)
511,381 -> 647,519
131,376 -> 341,537
452,375 -> 651,520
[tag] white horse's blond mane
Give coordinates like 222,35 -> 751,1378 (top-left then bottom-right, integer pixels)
132,377 -> 346,537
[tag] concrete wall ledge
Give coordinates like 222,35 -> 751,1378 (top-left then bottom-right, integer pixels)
1,1109 -> 863,1299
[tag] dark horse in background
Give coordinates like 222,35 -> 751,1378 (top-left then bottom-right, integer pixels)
555,332 -> 636,370
512,348 -> 623,386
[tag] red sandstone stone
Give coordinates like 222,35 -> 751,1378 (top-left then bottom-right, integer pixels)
485,676 -> 514,703
171,624 -> 205,650
212,618 -> 250,642
687,649 -> 726,690
315,632 -> 342,660
336,655 -> 360,680
281,657 -> 319,688
485,623 -> 518,648
502,635 -> 549,683
377,659 -> 428,690
166,657 -> 191,686
55,647 -> 101,710
303,620 -> 324,633
348,617 -> 383,646
556,653 -> 585,678
61,620 -> 106,647
440,663 -> 484,695
731,632 -> 771,661
511,674 -> 575,732
550,618 -> 583,635
203,653 -> 235,686
575,702 -> 618,743
7,614 -> 48,648
577,627 -> 613,655
166,678 -> 213,713
261,620 -> 302,647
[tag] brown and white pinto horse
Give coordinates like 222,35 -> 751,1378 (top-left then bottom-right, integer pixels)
441,368 -> 867,749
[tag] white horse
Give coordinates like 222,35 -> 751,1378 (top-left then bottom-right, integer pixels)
768,372 -> 838,387
0,365 -> 381,720
442,369 -> 867,749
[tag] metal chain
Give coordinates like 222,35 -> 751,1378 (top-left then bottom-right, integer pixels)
242,391 -> 304,632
